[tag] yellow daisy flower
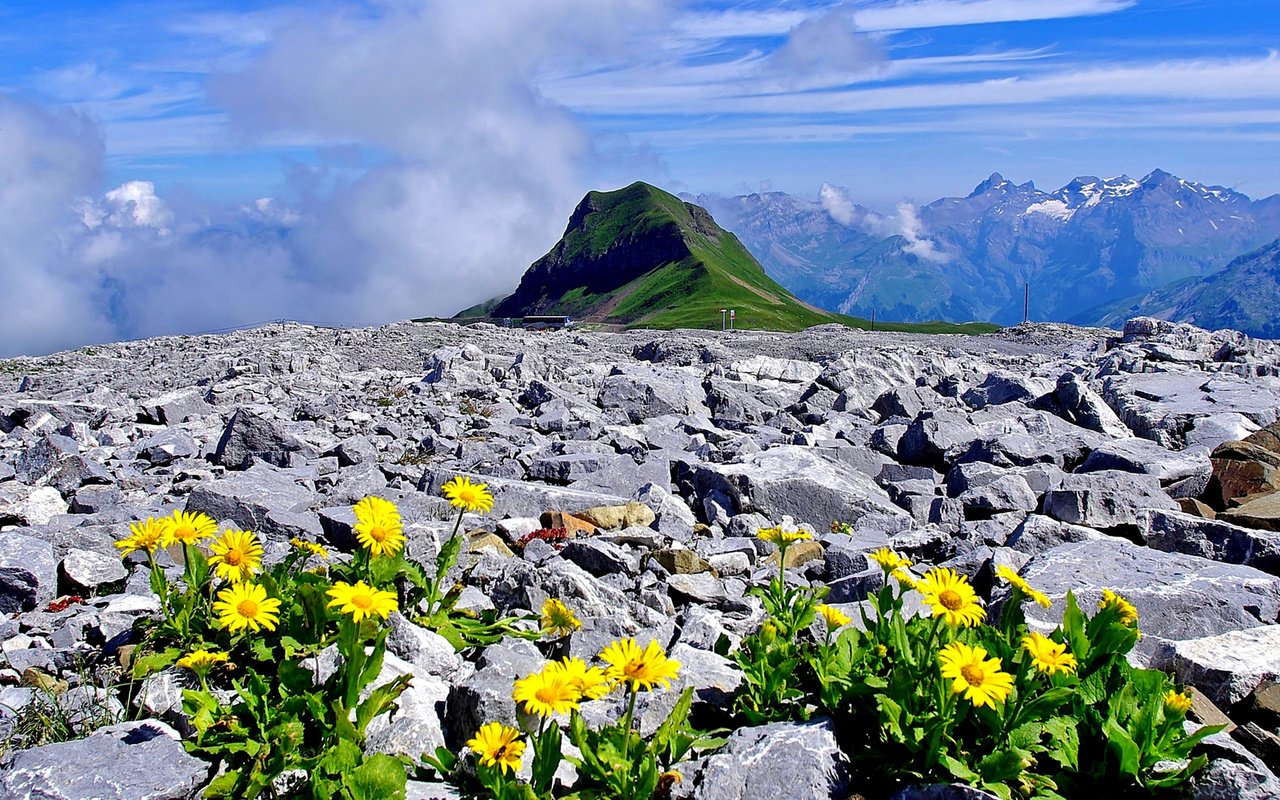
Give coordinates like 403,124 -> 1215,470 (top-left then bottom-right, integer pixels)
1099,589 -> 1139,626
441,476 -> 495,513
995,564 -> 1051,608
513,667 -> 581,717
939,641 -> 1014,709
213,582 -> 281,633
817,604 -> 852,629
540,598 -> 582,638
1164,689 -> 1193,715
548,656 -> 612,700
176,649 -> 230,673
352,496 -> 406,557
867,547 -> 911,572
466,722 -> 525,774
115,517 -> 166,556
208,529 -> 263,584
891,568 -> 920,590
158,509 -> 218,546
599,638 -> 680,692
756,526 -> 812,546
1021,632 -> 1078,676
918,567 -> 986,628
326,580 -> 399,624
290,537 -> 329,559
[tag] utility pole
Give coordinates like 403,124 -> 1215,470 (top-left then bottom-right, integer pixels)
1023,282 -> 1030,324
719,309 -> 727,331
871,308 -> 875,332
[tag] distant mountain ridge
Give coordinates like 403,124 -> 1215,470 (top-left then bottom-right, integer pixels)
695,170 -> 1280,333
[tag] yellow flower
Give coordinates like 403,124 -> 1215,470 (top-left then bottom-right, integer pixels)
116,518 -> 166,556
441,476 -> 495,513
352,496 -> 405,557
208,529 -> 263,583
1164,689 -> 1193,715
548,657 -> 612,700
326,580 -> 399,624
599,638 -> 680,692
1099,589 -> 1139,626
995,565 -> 1051,608
918,567 -> 985,628
290,537 -> 329,559
213,582 -> 281,633
540,598 -> 582,638
176,649 -> 229,673
868,548 -> 911,572
756,526 -> 812,546
939,641 -> 1014,709
158,509 -> 218,546
891,568 -> 920,590
513,667 -> 581,717
466,722 -> 525,774
1021,633 -> 1078,676
817,604 -> 852,629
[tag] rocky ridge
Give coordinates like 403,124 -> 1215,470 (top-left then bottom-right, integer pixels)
2,316 -> 1280,798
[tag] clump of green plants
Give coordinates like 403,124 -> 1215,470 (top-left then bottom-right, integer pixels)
427,610 -> 710,800
734,529 -> 1222,799
118,477 -> 528,798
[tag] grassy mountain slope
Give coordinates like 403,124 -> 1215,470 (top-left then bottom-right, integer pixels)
473,182 -> 995,334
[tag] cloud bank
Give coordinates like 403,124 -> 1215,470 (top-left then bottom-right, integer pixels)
820,182 -> 950,263
0,0 -> 662,357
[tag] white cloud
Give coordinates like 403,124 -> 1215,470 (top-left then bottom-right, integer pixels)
821,183 -> 949,262
766,7 -> 883,81
851,0 -> 1137,32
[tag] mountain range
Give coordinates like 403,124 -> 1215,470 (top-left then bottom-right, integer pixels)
695,170 -> 1280,335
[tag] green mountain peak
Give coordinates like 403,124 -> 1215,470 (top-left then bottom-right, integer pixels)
482,181 -> 845,331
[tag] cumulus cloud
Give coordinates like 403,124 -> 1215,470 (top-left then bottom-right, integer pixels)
0,1 -> 668,357
767,6 -> 883,82
820,182 -> 950,263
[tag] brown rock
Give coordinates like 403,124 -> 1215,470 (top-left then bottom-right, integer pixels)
466,532 -> 514,558
21,667 -> 67,696
1178,497 -> 1217,519
653,548 -> 714,575
1244,420 -> 1280,458
1213,440 -> 1280,467
1221,493 -> 1280,532
1210,457 -> 1280,507
575,501 -> 656,531
1253,679 -> 1280,723
766,540 -> 825,569
1190,690 -> 1235,734
539,510 -> 596,538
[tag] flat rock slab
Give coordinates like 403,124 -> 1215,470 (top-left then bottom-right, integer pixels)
1019,538 -> 1280,662
1145,509 -> 1280,575
1158,625 -> 1280,707
1221,493 -> 1280,532
0,720 -> 208,799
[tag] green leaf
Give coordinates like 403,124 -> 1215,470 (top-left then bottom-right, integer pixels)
1017,686 -> 1074,723
356,674 -> 411,734
979,748 -> 1029,783
131,647 -> 181,679
1061,591 -> 1090,664
530,721 -> 563,795
200,770 -> 247,799
344,753 -> 408,800
938,753 -> 980,782
1104,717 -> 1141,776
1042,717 -> 1080,771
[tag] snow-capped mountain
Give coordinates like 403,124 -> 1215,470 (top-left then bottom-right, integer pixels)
695,170 -> 1280,329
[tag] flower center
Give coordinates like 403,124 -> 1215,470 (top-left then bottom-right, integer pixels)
939,589 -> 964,611
960,665 -> 985,686
535,685 -> 562,704
174,526 -> 194,540
368,526 -> 389,542
351,594 -> 374,610
224,550 -> 243,565
237,599 -> 260,618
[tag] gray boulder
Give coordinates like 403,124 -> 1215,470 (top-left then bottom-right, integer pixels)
1078,437 -> 1212,497
0,720 -> 208,799
679,719 -> 850,800
185,464 -> 320,543
0,532 -> 58,605
1043,470 -> 1178,529
58,549 -> 129,596
1144,509 -> 1280,575
213,407 -> 317,469
1019,538 -> 1280,663
1156,625 -> 1280,707
1190,729 -> 1280,800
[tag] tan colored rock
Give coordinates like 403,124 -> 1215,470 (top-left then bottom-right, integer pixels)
766,540 -> 825,569
21,667 -> 67,696
539,510 -> 596,538
1210,457 -> 1280,508
1189,690 -> 1235,734
575,501 -> 656,531
1221,493 -> 1280,532
1178,497 -> 1217,519
466,532 -> 514,558
653,548 -> 714,575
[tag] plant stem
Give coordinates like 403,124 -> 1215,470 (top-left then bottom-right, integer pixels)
621,686 -> 639,793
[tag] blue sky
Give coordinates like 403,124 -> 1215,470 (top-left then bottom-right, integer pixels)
1,0 -> 1278,355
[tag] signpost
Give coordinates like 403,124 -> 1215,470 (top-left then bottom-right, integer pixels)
719,308 -> 727,331
729,309 -> 735,332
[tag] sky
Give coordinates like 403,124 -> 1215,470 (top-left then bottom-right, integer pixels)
1,0 -> 1278,355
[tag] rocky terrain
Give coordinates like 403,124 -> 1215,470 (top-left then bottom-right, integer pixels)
2,315 -> 1280,798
